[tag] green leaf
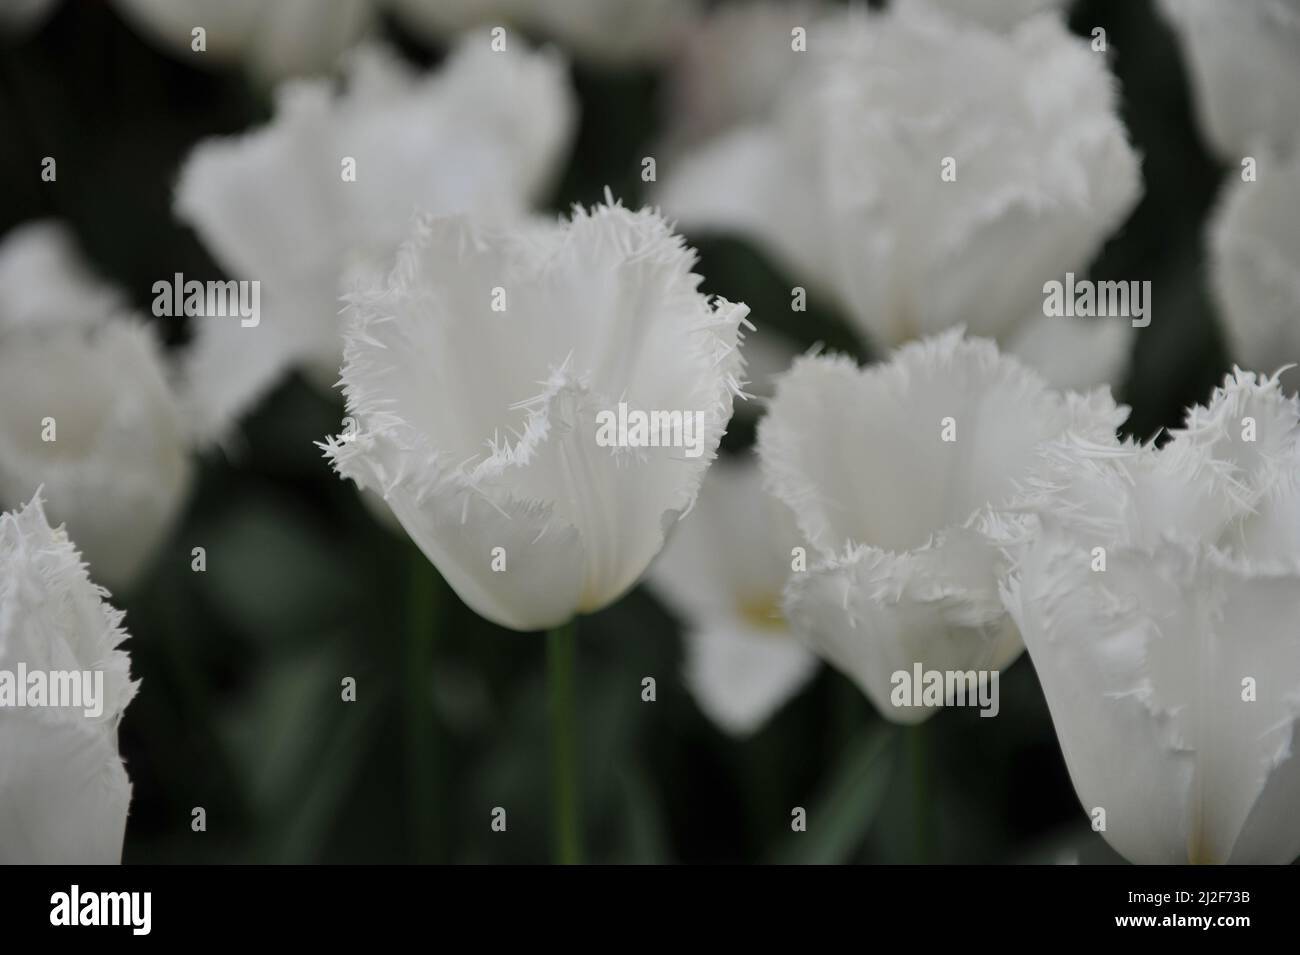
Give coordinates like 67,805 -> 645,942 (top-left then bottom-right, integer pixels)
773,726 -> 898,865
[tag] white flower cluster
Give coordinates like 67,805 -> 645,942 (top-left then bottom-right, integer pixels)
6,0 -> 1300,867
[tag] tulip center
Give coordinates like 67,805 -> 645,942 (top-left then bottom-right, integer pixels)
737,593 -> 786,632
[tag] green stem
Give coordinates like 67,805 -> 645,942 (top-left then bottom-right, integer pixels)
547,619 -> 582,864
406,550 -> 439,862
908,722 -> 933,863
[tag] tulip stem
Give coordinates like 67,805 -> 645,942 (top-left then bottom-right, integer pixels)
406,550 -> 439,862
908,723 -> 934,863
547,619 -> 582,864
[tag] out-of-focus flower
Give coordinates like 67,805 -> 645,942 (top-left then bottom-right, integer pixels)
0,493 -> 138,864
1209,149 -> 1300,392
175,39 -> 576,442
391,0 -> 697,67
897,0 -> 1072,31
1004,370 -> 1300,864
0,221 -> 123,334
323,199 -> 751,632
0,224 -> 192,591
659,3 -> 1141,389
1158,0 -> 1300,161
758,330 -> 1127,723
658,0 -> 830,156
0,0 -> 58,34
111,0 -> 374,81
649,457 -> 817,736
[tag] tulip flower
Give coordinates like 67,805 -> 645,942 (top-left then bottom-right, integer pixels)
0,224 -> 192,591
323,198 -> 751,632
649,457 -> 817,736
0,221 -> 124,334
1004,369 -> 1300,864
323,197 -> 749,862
1209,148 -> 1300,393
112,0 -> 374,80
1158,0 -> 1300,161
0,493 -> 138,864
658,2 -> 1142,390
176,39 -> 575,443
658,0 -> 831,157
758,330 -> 1127,723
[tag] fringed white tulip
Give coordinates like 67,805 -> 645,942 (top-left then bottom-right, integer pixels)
111,0 -> 373,80
658,0 -> 830,157
1158,0 -> 1300,161
759,330 -> 1127,723
1004,370 -> 1300,864
175,39 -> 576,443
0,225 -> 192,591
323,198 -> 751,632
0,221 -> 124,334
1210,149 -> 1300,393
649,457 -> 816,736
0,493 -> 138,864
324,198 -> 748,863
658,3 -> 1141,389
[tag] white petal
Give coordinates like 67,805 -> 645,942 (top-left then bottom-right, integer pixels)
0,494 -> 137,864
658,0 -> 828,153
1008,366 -> 1300,863
657,123 -> 841,296
0,322 -> 193,589
787,530 -> 1022,724
649,457 -> 817,734
1003,310 -> 1133,391
1158,0 -> 1300,160
1209,149 -> 1300,392
0,716 -> 131,864
760,331 -> 1125,719
175,39 -> 576,441
759,330 -> 1127,556
0,221 -> 124,334
1007,535 -> 1300,863
658,5 -> 1142,357
325,201 -> 749,629
683,619 -> 817,737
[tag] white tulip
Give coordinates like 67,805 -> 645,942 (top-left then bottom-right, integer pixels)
1210,149 -> 1300,393
658,3 -> 1141,389
649,457 -> 817,736
1005,369 -> 1300,864
758,330 -> 1127,723
0,493 -> 138,864
111,0 -> 374,80
1158,0 -> 1300,161
391,0 -> 697,66
0,221 -> 124,334
658,0 -> 831,156
0,225 -> 192,591
175,39 -> 576,442
323,199 -> 751,631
